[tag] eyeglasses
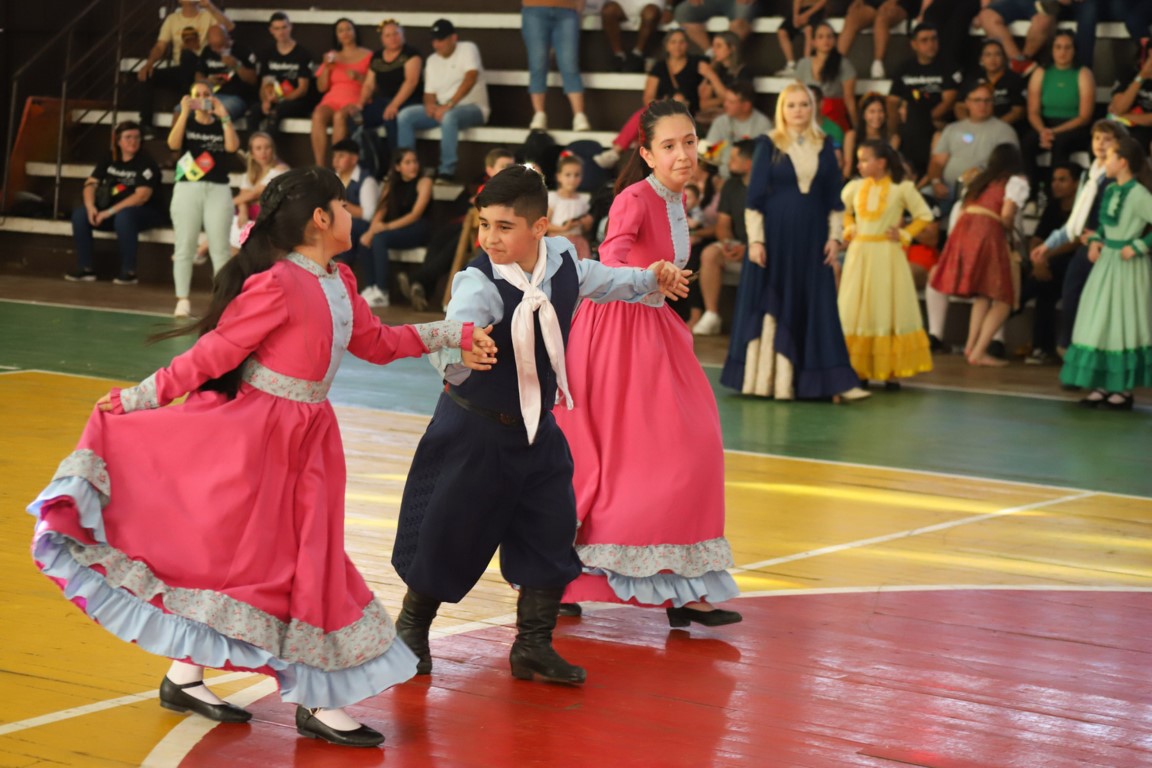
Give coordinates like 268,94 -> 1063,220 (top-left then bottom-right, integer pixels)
968,97 -> 994,103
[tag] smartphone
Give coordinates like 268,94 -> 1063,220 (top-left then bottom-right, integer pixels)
192,98 -> 212,111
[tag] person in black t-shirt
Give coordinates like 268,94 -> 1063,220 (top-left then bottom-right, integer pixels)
1108,49 -> 1152,152
66,121 -> 167,285
886,22 -> 959,177
358,19 -> 423,167
196,25 -> 258,121
956,39 -> 1026,131
250,12 -> 316,134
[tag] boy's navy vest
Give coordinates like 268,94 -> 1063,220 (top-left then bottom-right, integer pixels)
1086,173 -> 1111,232
451,248 -> 578,417
346,171 -> 365,215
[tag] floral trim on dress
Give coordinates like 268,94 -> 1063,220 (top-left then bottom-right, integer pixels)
66,539 -> 396,671
576,536 -> 735,578
53,449 -> 111,503
119,373 -> 159,412
241,359 -> 330,403
285,252 -> 339,279
415,320 -> 471,353
646,175 -> 690,270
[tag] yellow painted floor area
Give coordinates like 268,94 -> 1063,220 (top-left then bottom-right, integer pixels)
2,371 -> 1150,767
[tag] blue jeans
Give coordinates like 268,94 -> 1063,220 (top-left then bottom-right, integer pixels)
71,204 -> 167,274
366,219 -> 430,291
396,104 -> 485,176
521,6 -> 584,95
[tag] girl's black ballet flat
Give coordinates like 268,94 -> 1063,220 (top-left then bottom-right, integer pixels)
159,677 -> 252,723
666,606 -> 743,628
1101,394 -> 1134,411
295,706 -> 385,748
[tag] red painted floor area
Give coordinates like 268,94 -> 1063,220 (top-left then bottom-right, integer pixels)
182,590 -> 1152,768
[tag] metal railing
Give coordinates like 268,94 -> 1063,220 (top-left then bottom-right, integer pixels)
2,0 -> 160,217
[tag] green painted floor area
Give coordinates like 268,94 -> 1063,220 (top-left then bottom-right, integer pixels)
4,300 -> 1149,497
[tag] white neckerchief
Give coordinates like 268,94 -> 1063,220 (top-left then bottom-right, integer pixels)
489,241 -> 572,444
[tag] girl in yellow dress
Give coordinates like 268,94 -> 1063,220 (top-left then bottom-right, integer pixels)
838,140 -> 934,387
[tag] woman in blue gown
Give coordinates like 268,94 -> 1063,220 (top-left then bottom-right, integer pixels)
721,82 -> 868,402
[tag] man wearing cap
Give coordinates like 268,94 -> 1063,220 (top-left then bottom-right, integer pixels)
396,19 -> 490,183
137,0 -> 234,137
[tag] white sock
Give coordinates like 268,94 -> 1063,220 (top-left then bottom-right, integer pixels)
925,284 -> 949,339
993,327 -> 1005,343
166,661 -> 226,706
311,707 -> 362,731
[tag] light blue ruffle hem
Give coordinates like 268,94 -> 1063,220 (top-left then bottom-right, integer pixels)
589,568 -> 740,608
29,477 -> 417,709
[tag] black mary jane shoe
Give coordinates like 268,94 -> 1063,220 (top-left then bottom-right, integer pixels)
1101,393 -> 1135,411
1079,389 -> 1107,408
558,602 -> 583,618
884,380 -> 902,392
159,677 -> 252,723
666,606 -> 743,628
295,706 -> 385,748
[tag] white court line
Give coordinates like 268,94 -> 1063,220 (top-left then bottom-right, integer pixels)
732,491 -> 1097,573
0,297 -> 172,319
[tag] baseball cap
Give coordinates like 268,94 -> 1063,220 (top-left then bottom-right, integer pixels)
430,19 -> 456,40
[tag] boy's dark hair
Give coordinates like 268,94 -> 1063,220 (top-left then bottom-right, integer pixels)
911,22 -> 937,39
728,79 -> 755,104
1091,118 -> 1129,142
732,139 -> 757,161
476,164 -> 548,222
331,139 -> 360,155
485,147 -> 515,169
269,12 -> 290,24
1051,160 -> 1084,180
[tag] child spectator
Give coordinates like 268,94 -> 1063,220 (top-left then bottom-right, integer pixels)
195,25 -> 258,122
65,122 -> 166,285
692,139 -> 754,336
228,132 -> 289,252
930,143 -> 1029,367
311,18 -> 373,166
777,0 -> 827,76
598,0 -> 665,73
838,140 -> 935,387
331,139 -> 381,270
838,0 -> 922,80
547,155 -> 593,259
358,148 -> 433,307
251,12 -> 316,135
1060,136 -> 1152,409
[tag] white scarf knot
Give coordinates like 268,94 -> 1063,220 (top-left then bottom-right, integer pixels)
490,241 -> 572,444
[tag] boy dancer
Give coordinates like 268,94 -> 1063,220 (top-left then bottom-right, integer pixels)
391,165 -> 689,685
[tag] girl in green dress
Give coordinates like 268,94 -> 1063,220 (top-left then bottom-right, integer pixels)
1059,136 -> 1152,409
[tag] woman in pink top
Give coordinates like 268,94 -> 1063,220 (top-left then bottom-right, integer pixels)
556,100 -> 741,629
26,168 -> 494,748
312,17 -> 373,165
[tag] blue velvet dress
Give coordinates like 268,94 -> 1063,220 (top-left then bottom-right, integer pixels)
721,135 -> 860,399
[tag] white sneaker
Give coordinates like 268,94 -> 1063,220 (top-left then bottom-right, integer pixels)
870,60 -> 886,79
775,62 -> 796,76
572,112 -> 591,132
529,111 -> 548,131
692,310 -> 723,336
173,298 -> 191,318
593,147 -> 620,169
362,285 -> 389,308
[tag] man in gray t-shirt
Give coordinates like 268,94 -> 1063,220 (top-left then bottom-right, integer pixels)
922,82 -> 1019,195
704,81 -> 771,178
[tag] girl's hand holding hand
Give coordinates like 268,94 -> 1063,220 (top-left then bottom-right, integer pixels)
461,325 -> 498,370
648,261 -> 691,299
96,392 -> 114,412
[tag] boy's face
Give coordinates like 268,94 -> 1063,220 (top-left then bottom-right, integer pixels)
332,150 -> 357,174
1050,167 -> 1078,201
485,157 -> 515,179
477,204 -> 547,270
1092,130 -> 1116,161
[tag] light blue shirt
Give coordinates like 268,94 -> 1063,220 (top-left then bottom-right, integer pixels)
431,236 -> 661,383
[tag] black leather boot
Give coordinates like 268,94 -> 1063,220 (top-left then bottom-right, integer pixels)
509,587 -> 586,685
395,589 -> 441,675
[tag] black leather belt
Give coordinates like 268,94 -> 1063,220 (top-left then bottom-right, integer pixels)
444,386 -> 523,426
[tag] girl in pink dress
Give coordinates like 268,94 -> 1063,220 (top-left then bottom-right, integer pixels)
556,100 -> 741,628
312,17 -> 373,165
26,168 -> 494,748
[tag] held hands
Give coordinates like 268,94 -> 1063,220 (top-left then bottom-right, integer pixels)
748,242 -> 767,267
461,325 -> 498,370
1087,241 -> 1102,263
648,261 -> 691,300
1029,243 -> 1049,264
96,392 -> 114,412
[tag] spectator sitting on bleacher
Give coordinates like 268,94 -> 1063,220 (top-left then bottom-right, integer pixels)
66,121 -> 166,285
547,154 -> 594,260
704,80 -> 770,179
956,39 -> 1027,131
977,0 -> 1096,77
699,31 -> 752,118
842,92 -> 898,179
796,22 -> 858,133
195,25 -> 258,123
332,139 -> 381,271
777,0 -> 827,76
397,148 -> 516,312
396,19 -> 490,184
523,1 -> 591,133
838,0 -> 922,80
251,12 -> 316,136
920,82 -> 1019,218
593,30 -> 719,168
1020,160 -> 1080,365
167,82 -> 240,318
886,22 -> 960,179
596,0 -> 665,73
358,148 -> 433,308
137,1 -> 233,139
359,19 -> 424,172
672,0 -> 757,54
1107,45 -> 1152,152
1023,31 -> 1095,200
312,18 -> 373,167
228,132 -> 289,253
913,0 -> 983,77
692,138 -> 754,336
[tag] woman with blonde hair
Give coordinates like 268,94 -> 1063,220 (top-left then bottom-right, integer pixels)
721,82 -> 868,402
228,131 -> 290,252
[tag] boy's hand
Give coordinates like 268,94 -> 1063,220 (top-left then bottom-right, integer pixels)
462,325 -> 498,370
648,261 -> 691,300
97,392 -> 114,412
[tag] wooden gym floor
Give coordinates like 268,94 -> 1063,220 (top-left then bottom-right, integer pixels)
0,278 -> 1150,767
